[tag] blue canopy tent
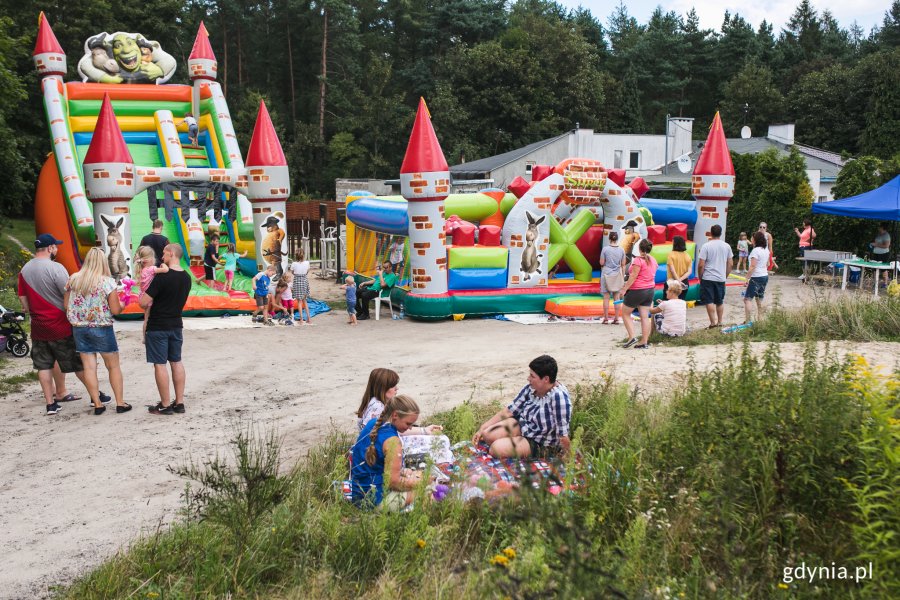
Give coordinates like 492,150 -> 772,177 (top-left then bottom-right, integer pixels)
812,175 -> 900,221
812,175 -> 899,277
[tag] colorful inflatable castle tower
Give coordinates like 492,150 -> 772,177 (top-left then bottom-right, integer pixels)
692,112 -> 734,251
400,99 -> 451,295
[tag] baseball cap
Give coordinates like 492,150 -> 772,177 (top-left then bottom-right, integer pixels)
35,233 -> 64,249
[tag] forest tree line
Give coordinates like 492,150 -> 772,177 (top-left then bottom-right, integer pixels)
0,0 -> 898,216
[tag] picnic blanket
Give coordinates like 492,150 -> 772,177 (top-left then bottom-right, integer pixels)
340,438 -> 580,503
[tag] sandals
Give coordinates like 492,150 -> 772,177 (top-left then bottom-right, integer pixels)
54,394 -> 81,403
600,318 -> 610,324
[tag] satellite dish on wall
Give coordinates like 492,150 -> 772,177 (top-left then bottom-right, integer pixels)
740,125 -> 752,139
677,154 -> 692,174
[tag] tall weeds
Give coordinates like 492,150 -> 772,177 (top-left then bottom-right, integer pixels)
64,347 -> 899,599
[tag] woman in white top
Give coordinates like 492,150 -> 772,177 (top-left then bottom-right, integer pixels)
290,248 -> 312,324
743,231 -> 771,323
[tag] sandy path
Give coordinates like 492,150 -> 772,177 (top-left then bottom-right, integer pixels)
1,275 -> 895,599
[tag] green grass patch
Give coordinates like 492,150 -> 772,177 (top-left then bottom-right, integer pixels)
0,218 -> 36,249
0,358 -> 37,396
0,219 -> 34,311
62,346 -> 899,599
660,292 -> 900,346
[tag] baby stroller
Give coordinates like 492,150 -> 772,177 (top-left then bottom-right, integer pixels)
0,304 -> 30,358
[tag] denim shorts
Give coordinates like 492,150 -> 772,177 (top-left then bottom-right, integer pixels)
72,326 -> 119,354
745,276 -> 768,300
145,329 -> 184,364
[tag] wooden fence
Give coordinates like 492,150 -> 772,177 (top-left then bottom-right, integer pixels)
285,201 -> 344,260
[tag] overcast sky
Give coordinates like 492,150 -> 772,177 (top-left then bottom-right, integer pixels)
556,0 -> 889,35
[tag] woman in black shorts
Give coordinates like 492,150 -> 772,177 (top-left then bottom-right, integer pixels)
618,239 -> 659,349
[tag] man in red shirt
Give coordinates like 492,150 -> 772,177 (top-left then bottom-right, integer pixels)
18,234 -> 107,414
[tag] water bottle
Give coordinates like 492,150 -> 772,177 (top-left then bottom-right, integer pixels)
399,302 -> 405,319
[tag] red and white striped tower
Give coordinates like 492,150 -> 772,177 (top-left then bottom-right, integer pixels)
32,12 -> 66,79
245,100 -> 290,272
692,112 -> 735,252
83,94 -> 137,272
400,98 -> 450,295
188,21 -> 217,124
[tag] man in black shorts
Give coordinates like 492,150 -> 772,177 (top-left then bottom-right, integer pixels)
139,244 -> 192,415
697,224 -> 734,328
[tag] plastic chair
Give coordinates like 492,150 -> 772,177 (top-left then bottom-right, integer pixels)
374,287 -> 395,321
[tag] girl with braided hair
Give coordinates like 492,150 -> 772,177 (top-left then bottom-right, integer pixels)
350,394 -> 423,511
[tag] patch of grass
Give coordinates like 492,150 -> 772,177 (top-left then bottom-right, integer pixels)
0,219 -> 34,311
660,291 -> 900,346
63,347 -> 900,599
0,218 -> 36,249
0,357 -> 37,396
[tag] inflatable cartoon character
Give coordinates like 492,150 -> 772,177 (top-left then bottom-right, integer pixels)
260,214 -> 286,278
77,32 -> 177,84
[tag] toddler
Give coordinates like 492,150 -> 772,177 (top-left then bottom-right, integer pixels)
279,271 -> 295,323
342,275 -> 357,325
135,245 -> 169,338
736,232 -> 749,273
221,243 -> 247,292
650,280 -> 687,337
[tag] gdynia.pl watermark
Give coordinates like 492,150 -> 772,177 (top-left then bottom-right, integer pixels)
782,562 -> 873,584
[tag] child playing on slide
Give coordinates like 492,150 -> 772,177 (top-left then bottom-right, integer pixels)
342,275 -> 357,326
221,243 -> 247,292
136,245 -> 169,339
650,280 -> 687,337
202,234 -> 221,286
350,394 -> 431,511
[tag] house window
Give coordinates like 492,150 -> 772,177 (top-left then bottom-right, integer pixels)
613,150 -> 623,169
629,151 -> 641,169
525,162 -> 535,176
817,196 -> 828,203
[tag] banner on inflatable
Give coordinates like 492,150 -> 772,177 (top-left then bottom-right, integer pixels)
77,32 -> 176,84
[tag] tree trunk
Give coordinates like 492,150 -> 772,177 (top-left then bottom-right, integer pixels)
318,8 -> 328,142
287,14 -> 296,121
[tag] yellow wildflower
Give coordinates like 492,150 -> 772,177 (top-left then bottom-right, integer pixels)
416,539 -> 426,549
502,547 -> 517,559
777,583 -> 789,590
147,593 -> 160,599
489,554 -> 509,567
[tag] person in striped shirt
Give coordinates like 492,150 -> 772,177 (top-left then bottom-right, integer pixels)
472,355 -> 571,459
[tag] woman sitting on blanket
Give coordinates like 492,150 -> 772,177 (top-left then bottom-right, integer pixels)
356,368 -> 442,436
351,394 -> 428,511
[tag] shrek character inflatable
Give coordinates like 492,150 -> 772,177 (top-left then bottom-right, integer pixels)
77,32 -> 177,84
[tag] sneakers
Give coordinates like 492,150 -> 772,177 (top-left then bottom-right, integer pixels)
148,402 -> 174,415
172,402 -> 185,414
622,338 -> 638,349
634,343 -> 651,349
94,405 -> 106,415
116,403 -> 133,414
88,392 -> 112,407
46,402 -> 62,415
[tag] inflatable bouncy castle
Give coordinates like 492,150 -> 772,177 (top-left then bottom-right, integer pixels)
32,14 -> 290,316
345,102 -> 735,320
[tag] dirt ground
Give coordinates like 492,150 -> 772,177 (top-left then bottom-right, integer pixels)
1,273 -> 897,599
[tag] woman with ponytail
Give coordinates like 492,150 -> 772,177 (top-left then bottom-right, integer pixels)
350,394 -> 423,511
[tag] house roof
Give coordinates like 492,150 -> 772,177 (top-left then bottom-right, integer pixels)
449,132 -> 569,180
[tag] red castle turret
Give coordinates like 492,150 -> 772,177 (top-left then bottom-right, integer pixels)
400,98 -> 450,295
188,21 -> 217,81
83,94 -> 135,202
692,112 -> 735,249
32,12 -> 66,78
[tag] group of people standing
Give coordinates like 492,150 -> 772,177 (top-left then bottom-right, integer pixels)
18,231 -> 191,416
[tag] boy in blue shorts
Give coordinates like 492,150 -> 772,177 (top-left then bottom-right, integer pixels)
472,355 -> 571,459
252,264 -> 276,325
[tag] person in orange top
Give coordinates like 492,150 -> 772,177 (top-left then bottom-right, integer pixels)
794,218 -> 816,256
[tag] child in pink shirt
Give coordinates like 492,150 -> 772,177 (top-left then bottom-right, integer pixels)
135,245 -> 169,338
